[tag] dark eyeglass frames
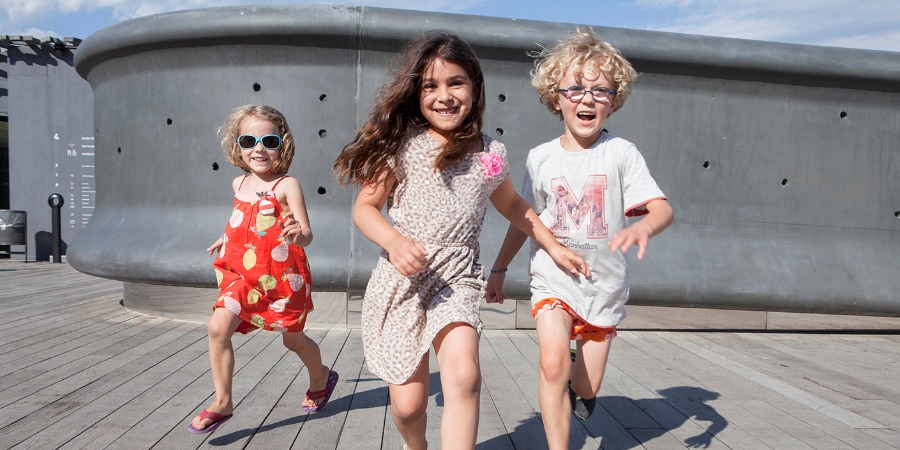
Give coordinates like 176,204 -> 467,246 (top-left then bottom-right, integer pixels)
237,134 -> 282,150
556,86 -> 616,102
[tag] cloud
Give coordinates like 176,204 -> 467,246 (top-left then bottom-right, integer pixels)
634,0 -> 900,51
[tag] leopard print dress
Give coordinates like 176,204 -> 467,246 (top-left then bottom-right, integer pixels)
361,129 -> 509,385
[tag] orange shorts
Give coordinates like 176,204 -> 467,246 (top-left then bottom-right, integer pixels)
532,298 -> 617,342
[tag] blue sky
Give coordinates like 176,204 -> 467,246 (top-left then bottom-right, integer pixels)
2,0 -> 900,53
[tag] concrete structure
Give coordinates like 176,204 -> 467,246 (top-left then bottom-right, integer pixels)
1,35 -> 91,261
65,5 -> 900,318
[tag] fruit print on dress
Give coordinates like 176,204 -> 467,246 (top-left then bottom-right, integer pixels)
212,184 -> 313,334
281,267 -> 305,291
271,238 -> 289,262
229,209 -> 244,228
243,244 -> 257,270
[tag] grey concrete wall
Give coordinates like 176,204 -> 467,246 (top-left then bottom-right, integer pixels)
71,5 -> 900,316
5,43 -> 94,260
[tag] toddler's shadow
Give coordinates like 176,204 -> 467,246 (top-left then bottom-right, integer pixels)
208,372 -> 444,446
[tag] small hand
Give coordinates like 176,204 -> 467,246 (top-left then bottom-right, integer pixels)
548,245 -> 591,278
280,211 -> 303,245
608,223 -> 652,260
486,271 -> 506,304
386,235 -> 428,277
207,238 -> 223,255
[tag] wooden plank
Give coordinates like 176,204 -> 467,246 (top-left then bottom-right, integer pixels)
63,328 -> 262,449
0,321 -> 202,448
332,330 -> 390,450
237,329 -> 330,450
613,332 -> 772,449
290,328 -> 355,450
715,332 -> 900,400
658,332 -> 892,449
151,331 -> 289,449
55,331 -> 227,450
0,315 -> 173,405
13,329 -> 208,449
480,330 -> 552,450
505,329 -> 611,450
0,302 -> 132,366
668,331 -> 885,429
4,261 -> 900,449
100,331 -> 268,448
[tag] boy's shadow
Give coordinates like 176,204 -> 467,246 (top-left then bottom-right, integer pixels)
477,386 -> 727,449
208,372 -> 444,446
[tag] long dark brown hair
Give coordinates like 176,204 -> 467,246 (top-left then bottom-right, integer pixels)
333,30 -> 485,186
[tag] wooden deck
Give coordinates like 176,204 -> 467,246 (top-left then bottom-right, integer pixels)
1,260 -> 900,449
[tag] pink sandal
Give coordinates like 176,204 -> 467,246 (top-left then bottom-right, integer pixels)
187,409 -> 232,434
303,369 -> 339,412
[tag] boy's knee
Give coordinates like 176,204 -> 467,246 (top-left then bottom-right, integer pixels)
539,351 -> 570,383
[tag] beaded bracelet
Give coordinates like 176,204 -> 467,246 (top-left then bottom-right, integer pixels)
490,267 -> 508,274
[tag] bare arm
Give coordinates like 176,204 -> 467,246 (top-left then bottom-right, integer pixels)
487,178 -> 590,302
207,175 -> 244,254
608,199 -> 674,259
353,174 -> 428,277
484,222 -> 527,304
278,177 -> 314,247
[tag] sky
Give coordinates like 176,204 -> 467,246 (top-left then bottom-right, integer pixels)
2,0 -> 900,53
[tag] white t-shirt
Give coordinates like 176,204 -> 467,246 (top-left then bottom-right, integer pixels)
522,133 -> 666,326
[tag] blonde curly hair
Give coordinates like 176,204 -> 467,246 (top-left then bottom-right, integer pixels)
219,104 -> 295,175
531,28 -> 637,118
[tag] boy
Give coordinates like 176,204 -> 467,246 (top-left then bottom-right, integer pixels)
486,29 -> 673,450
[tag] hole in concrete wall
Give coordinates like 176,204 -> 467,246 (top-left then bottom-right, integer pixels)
212,162 -> 219,171
319,94 -> 327,102
498,94 -> 507,102
166,118 -> 172,125
781,178 -> 789,186
117,147 -> 121,154
495,127 -> 504,136
895,211 -> 900,218
702,161 -> 711,169
318,129 -> 327,138
253,83 -> 261,92
840,111 -> 848,119
317,187 -> 326,195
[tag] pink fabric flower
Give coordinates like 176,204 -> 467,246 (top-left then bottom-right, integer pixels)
482,152 -> 503,178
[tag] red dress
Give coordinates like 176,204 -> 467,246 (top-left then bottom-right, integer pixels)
212,176 -> 313,334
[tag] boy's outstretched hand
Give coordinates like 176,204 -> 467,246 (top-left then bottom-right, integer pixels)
608,223 -> 652,260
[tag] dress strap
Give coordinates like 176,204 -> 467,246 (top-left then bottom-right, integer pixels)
270,175 -> 288,190
237,173 -> 250,189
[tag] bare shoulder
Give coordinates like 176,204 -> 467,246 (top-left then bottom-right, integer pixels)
273,176 -> 303,206
231,175 -> 246,192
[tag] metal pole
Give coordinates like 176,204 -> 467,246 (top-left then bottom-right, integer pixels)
48,194 -> 64,263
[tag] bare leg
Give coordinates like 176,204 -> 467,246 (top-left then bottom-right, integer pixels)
192,307 -> 242,430
535,309 -> 574,450
571,338 -> 611,399
282,331 -> 330,408
389,356 -> 430,450
433,323 -> 481,450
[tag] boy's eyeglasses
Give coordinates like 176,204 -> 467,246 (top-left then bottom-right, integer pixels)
557,86 -> 616,102
237,134 -> 282,150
